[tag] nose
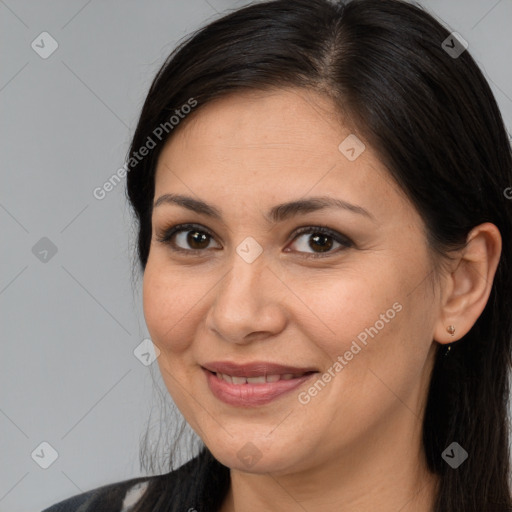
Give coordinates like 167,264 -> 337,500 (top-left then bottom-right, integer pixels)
205,252 -> 287,345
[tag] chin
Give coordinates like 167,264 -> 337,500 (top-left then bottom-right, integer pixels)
205,435 -> 303,475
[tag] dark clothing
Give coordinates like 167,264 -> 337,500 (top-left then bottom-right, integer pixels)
41,448 -> 230,512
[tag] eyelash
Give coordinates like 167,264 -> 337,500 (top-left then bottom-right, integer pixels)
155,223 -> 354,259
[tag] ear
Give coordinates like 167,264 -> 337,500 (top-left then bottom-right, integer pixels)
433,222 -> 502,344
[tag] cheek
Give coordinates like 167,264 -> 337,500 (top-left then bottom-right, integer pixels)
142,260 -> 205,418
309,267 -> 434,427
142,258 -> 201,355
288,267 -> 403,359
293,261 -> 429,399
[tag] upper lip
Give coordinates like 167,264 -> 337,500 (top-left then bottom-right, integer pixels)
202,361 -> 318,377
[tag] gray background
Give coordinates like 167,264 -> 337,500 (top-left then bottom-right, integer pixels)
1,1 -> 511,511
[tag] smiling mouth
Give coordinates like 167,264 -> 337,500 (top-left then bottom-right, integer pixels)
210,370 -> 315,385
203,368 -> 318,406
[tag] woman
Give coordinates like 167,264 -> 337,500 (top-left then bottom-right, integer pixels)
42,0 -> 512,510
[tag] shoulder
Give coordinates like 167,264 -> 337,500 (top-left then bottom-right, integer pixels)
41,448 -> 230,512
40,475 -> 155,512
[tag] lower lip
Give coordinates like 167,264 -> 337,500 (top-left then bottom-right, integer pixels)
203,368 -> 316,407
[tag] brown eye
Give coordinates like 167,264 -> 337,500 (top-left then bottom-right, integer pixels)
156,223 -> 220,253
184,230 -> 211,250
287,226 -> 353,256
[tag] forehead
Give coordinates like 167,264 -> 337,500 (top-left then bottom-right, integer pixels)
165,88 -> 345,157
153,88 -> 410,223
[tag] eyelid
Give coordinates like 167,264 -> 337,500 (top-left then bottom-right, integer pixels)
289,224 -> 353,246
155,222 -> 220,253
155,222 -> 353,257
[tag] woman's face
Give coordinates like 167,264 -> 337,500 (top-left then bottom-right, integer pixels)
143,88 -> 440,476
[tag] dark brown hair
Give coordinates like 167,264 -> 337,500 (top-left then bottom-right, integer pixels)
126,0 -> 512,509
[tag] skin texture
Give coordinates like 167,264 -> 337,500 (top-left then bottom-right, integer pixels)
142,88 -> 502,511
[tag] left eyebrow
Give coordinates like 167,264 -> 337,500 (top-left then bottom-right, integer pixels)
153,193 -> 376,223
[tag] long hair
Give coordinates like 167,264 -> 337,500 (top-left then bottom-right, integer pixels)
126,0 -> 512,509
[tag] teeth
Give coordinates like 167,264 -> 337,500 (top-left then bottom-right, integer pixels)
246,376 -> 266,384
215,372 -> 306,384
